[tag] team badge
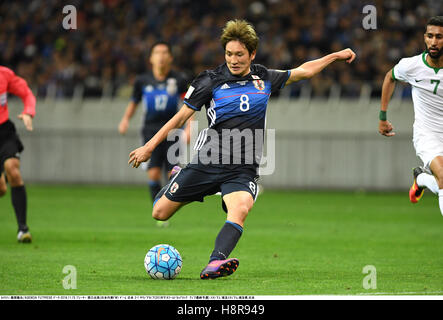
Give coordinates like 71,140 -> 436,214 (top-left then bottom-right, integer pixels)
253,79 -> 265,90
170,182 -> 179,193
251,75 -> 265,91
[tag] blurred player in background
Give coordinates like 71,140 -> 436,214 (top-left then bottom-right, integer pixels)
379,16 -> 443,215
129,20 -> 355,279
0,66 -> 36,242
119,42 -> 190,214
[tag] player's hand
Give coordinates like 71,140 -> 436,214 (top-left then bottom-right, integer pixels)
18,113 -> 33,131
118,118 -> 129,135
334,48 -> 356,64
128,145 -> 152,168
378,120 -> 395,137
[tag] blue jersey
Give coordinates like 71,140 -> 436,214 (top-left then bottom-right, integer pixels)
183,63 -> 290,170
131,70 -> 188,131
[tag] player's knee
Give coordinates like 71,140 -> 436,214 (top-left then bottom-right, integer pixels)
241,203 -> 252,214
152,195 -> 184,221
226,204 -> 251,227
152,210 -> 168,221
224,194 -> 253,222
6,169 -> 22,186
232,203 -> 251,219
152,204 -> 169,221
4,165 -> 23,186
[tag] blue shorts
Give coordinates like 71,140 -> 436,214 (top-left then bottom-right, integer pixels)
163,164 -> 259,212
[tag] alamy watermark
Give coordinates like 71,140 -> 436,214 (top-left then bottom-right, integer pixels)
62,5 -> 77,30
362,265 -> 377,289
362,5 -> 377,30
62,265 -> 77,289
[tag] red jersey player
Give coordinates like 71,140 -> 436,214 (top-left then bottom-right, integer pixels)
0,66 -> 36,243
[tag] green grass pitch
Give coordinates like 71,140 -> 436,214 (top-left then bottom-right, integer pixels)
1,185 -> 442,296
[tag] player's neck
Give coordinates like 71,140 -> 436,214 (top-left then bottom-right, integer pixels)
152,66 -> 171,81
426,54 -> 443,69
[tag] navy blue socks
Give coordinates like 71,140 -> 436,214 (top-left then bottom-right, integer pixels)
210,221 -> 243,262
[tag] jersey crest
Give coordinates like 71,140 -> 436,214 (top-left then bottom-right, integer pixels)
253,79 -> 265,91
251,75 -> 265,91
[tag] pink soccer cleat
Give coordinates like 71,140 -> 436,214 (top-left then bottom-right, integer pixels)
200,258 -> 239,279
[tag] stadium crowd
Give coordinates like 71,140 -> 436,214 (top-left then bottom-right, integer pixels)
0,0 -> 440,99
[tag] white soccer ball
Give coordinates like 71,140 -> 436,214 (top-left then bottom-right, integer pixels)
144,244 -> 182,280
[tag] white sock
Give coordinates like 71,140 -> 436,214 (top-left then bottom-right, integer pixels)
417,173 -> 439,195
439,190 -> 443,217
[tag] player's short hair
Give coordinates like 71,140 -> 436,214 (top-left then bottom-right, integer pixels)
149,41 -> 172,56
425,16 -> 443,30
220,19 -> 259,54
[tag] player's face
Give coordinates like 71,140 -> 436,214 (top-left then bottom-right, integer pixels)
225,40 -> 256,77
424,25 -> 443,59
150,44 -> 173,68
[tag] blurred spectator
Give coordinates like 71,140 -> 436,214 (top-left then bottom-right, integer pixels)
0,0 -> 440,99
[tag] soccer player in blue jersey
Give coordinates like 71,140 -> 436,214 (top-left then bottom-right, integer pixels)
119,42 -> 189,204
129,20 -> 356,279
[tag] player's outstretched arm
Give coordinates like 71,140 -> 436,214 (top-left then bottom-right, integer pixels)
128,104 -> 195,168
182,114 -> 194,145
378,69 -> 396,137
286,48 -> 356,84
8,74 -> 36,131
118,101 -> 138,135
